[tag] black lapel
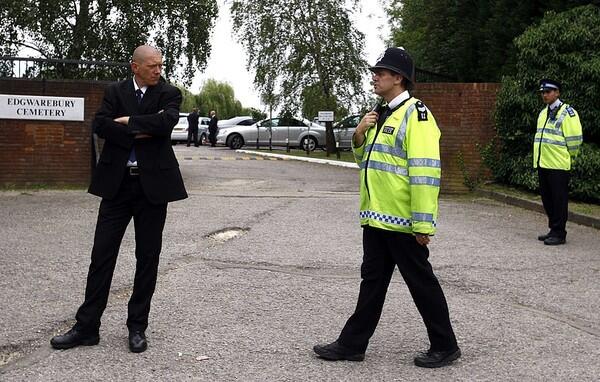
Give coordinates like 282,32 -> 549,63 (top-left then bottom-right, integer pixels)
140,81 -> 162,113
120,79 -> 139,115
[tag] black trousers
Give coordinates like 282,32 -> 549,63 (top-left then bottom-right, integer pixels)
538,168 -> 569,239
75,172 -> 167,334
187,127 -> 198,147
208,128 -> 217,146
338,226 -> 457,352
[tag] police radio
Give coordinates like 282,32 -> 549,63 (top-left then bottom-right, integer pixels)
371,97 -> 384,114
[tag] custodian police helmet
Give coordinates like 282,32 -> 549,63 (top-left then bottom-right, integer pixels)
369,47 -> 416,87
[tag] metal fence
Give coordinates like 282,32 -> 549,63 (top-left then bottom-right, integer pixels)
0,57 -> 130,81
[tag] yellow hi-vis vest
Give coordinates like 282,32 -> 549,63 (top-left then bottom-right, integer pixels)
533,103 -> 583,170
352,97 -> 441,235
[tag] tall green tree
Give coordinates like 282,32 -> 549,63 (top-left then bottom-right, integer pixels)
0,0 -> 218,84
231,0 -> 368,152
490,5 -> 600,202
388,0 -> 597,81
230,0 -> 368,113
196,79 -> 244,119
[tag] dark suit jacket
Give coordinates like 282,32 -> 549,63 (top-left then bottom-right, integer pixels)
187,111 -> 199,131
89,78 -> 188,204
208,115 -> 218,133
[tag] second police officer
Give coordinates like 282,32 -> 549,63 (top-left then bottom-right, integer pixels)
534,79 -> 583,245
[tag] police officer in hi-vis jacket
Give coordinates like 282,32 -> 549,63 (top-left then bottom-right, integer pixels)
313,48 -> 460,368
534,78 -> 583,246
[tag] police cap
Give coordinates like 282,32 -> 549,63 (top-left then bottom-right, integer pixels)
539,78 -> 561,92
369,47 -> 416,85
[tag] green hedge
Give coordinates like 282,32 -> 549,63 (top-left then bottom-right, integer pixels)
490,5 -> 600,203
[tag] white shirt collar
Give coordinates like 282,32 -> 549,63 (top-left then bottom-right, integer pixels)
549,99 -> 562,111
387,90 -> 411,109
133,77 -> 148,94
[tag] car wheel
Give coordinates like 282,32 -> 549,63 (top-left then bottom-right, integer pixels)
301,136 -> 317,152
228,134 -> 244,149
200,133 -> 207,145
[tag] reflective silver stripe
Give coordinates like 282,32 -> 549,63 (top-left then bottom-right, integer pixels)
534,137 -> 567,146
554,107 -> 569,130
410,176 -> 440,187
565,135 -> 583,142
364,160 -> 408,176
568,144 -> 581,151
537,127 -> 562,136
412,212 -> 434,222
360,210 -> 437,228
370,143 -> 407,158
408,158 -> 441,168
395,103 -> 417,149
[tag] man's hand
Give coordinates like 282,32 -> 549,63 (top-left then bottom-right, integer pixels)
415,233 -> 430,246
114,116 -> 129,125
353,112 -> 378,146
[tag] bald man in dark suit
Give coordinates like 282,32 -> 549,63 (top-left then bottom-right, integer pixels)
51,45 -> 187,353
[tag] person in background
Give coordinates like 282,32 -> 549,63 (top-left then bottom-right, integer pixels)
534,78 -> 583,245
187,107 -> 200,147
208,110 -> 218,147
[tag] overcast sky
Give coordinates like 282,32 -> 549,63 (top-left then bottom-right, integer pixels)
191,0 -> 390,112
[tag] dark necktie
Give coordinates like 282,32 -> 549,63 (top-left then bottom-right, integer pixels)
135,89 -> 143,105
377,105 -> 391,130
128,89 -> 144,164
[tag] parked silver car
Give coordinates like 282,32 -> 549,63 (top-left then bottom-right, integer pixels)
333,114 -> 361,149
216,117 -> 326,151
171,113 -> 211,144
217,116 -> 256,129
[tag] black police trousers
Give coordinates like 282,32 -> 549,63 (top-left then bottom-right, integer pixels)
338,226 -> 458,352
538,167 -> 570,239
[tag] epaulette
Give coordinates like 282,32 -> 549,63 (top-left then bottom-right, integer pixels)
415,101 -> 428,121
566,106 -> 576,117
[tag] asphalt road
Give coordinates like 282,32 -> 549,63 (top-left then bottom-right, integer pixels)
1,144 -> 599,381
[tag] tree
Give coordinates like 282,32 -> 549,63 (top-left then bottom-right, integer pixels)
231,0 -> 368,152
0,0 -> 218,85
490,5 -> 600,202
387,0 -> 598,82
196,79 -> 244,119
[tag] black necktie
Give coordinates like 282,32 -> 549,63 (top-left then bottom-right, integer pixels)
136,89 -> 143,105
377,105 -> 391,129
128,89 -> 144,164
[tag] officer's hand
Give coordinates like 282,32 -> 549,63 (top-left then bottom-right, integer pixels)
353,112 -> 378,146
356,112 -> 378,135
415,233 -> 430,246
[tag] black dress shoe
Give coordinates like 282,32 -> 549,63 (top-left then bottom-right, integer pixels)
313,340 -> 365,361
538,232 -> 551,241
414,347 -> 461,368
129,331 -> 148,353
50,327 -> 99,350
544,236 -> 566,245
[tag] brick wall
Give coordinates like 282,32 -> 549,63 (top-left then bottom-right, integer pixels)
413,83 -> 501,194
0,78 -> 109,187
0,79 -> 501,193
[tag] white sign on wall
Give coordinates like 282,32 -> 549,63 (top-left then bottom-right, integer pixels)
0,94 -> 85,121
318,111 -> 334,122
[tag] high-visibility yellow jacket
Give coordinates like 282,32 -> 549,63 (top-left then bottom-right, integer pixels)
533,103 -> 583,170
352,97 -> 441,235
